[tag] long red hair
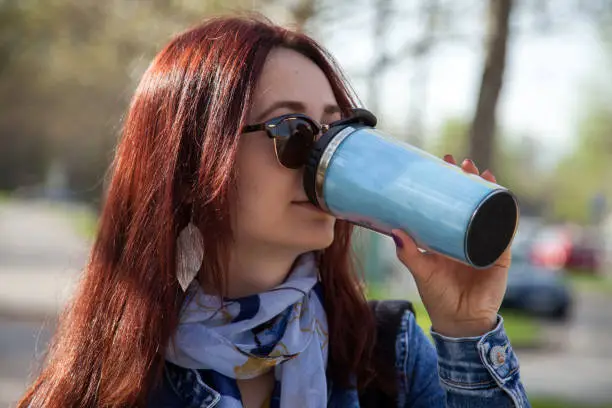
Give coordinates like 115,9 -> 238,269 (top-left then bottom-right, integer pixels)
19,15 -> 376,407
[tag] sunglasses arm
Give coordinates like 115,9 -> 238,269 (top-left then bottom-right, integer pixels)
242,123 -> 267,133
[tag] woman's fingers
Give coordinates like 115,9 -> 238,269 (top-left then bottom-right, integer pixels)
461,158 -> 479,175
481,169 -> 497,183
443,154 -> 456,165
445,154 -> 497,183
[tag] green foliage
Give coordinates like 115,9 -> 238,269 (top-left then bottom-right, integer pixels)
546,29 -> 612,223
549,99 -> 612,223
0,0 -> 262,201
427,117 -> 545,214
428,29 -> 612,225
428,117 -> 470,159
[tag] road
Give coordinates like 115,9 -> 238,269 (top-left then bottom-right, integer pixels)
1,200 -> 612,407
0,200 -> 88,406
517,290 -> 612,404
0,318 -> 53,406
0,201 -> 88,318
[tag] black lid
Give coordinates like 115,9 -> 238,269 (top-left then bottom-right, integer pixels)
303,108 -> 378,207
303,124 -> 351,207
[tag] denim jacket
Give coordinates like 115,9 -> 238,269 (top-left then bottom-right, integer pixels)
148,310 -> 531,407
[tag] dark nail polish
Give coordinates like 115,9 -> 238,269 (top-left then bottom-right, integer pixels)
392,234 -> 403,249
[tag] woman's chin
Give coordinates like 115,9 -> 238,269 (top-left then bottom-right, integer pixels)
290,222 -> 336,252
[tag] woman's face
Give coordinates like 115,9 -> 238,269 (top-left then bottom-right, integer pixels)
231,47 -> 341,254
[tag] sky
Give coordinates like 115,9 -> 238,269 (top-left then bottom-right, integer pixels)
313,7 -> 607,170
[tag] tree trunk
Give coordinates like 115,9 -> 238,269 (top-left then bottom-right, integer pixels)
468,0 -> 513,172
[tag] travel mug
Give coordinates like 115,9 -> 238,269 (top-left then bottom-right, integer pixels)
303,110 -> 519,269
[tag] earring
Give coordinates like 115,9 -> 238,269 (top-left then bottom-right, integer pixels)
176,221 -> 204,291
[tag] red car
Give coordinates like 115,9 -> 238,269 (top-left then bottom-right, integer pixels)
530,226 -> 602,273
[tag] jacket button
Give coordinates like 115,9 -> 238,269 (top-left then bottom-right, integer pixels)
489,345 -> 507,367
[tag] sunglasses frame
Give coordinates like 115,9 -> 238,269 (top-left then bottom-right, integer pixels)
242,113 -> 332,169
242,109 -> 376,169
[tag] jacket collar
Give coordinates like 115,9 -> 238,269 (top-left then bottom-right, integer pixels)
164,361 -> 349,407
164,361 -> 221,408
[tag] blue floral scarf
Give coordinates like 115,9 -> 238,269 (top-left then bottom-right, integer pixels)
166,252 -> 328,408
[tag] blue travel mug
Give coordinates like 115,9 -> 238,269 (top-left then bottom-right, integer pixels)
303,109 -> 519,268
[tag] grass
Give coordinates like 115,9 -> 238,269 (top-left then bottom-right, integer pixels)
411,303 -> 540,347
498,309 -> 542,347
365,282 -> 391,302
367,285 -> 612,407
410,301 -> 433,337
47,202 -> 99,240
367,283 -> 541,347
565,272 -> 612,295
70,207 -> 98,239
0,190 -> 97,239
530,396 -> 612,408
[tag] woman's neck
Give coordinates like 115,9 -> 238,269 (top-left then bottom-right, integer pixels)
200,243 -> 305,299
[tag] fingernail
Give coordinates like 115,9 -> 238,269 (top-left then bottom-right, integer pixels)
463,159 -> 474,166
392,234 -> 403,249
483,169 -> 496,180
443,154 -> 453,161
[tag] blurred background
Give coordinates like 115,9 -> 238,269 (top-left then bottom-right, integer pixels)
1,0 -> 612,406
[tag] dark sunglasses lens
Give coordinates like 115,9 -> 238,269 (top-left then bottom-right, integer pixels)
275,118 -> 317,168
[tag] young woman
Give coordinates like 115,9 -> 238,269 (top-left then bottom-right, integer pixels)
20,15 -> 530,408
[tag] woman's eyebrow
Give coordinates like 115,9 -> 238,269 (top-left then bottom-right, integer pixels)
254,100 -> 306,122
323,105 -> 342,116
253,102 -> 341,122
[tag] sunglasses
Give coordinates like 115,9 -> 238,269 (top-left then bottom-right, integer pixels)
242,108 -> 376,169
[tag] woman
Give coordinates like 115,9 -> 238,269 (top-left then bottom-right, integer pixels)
20,15 -> 530,408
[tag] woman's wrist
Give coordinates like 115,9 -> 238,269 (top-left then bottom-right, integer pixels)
431,315 -> 498,338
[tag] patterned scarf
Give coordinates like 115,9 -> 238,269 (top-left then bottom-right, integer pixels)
166,252 -> 328,408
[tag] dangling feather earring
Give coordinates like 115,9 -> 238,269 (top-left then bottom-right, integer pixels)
176,221 -> 204,291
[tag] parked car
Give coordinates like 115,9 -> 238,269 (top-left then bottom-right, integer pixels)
502,260 -> 573,320
502,234 -> 573,320
530,225 -> 603,273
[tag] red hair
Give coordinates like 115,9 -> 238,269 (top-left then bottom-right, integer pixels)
19,15 -> 376,407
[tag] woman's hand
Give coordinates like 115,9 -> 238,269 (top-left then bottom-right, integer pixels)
392,155 -> 512,338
